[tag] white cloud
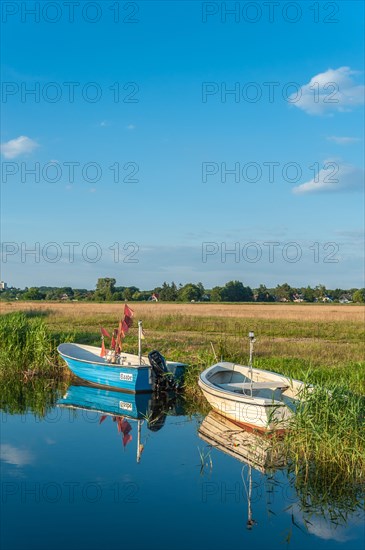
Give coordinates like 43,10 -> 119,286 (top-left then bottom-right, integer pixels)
0,443 -> 34,467
100,120 -> 110,127
293,160 -> 364,194
326,136 -> 361,145
126,124 -> 136,130
0,136 -> 39,159
291,67 -> 364,115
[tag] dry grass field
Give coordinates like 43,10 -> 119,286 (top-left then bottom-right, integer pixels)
1,300 -> 364,322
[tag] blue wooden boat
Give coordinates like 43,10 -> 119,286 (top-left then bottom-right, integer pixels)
57,343 -> 187,393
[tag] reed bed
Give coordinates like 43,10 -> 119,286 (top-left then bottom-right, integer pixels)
0,311 -> 74,376
284,381 -> 365,488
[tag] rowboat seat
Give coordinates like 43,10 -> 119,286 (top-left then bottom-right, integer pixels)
217,382 -> 289,392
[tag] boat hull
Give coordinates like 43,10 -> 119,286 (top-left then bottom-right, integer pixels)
198,362 -> 303,432
58,343 -> 187,393
58,343 -> 153,392
198,383 -> 292,432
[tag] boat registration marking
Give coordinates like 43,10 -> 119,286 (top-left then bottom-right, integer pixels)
120,372 -> 133,382
119,401 -> 133,411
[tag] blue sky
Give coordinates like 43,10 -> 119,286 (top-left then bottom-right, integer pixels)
1,1 -> 364,290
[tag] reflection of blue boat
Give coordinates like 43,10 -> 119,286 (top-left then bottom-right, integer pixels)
57,343 -> 187,393
57,383 -> 153,419
57,383 -> 185,462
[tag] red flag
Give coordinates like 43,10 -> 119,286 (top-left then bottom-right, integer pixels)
122,320 -> 129,334
99,415 -> 107,424
100,339 -> 106,357
124,304 -> 134,318
100,327 -> 111,338
111,328 -> 118,350
123,433 -> 133,447
124,316 -> 133,328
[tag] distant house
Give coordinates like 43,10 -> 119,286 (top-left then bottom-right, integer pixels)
339,294 -> 352,304
0,281 -> 8,290
60,293 -> 69,301
293,293 -> 304,303
148,293 -> 159,302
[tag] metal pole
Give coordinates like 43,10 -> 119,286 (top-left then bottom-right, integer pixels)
248,331 -> 255,397
137,420 -> 141,463
138,320 -> 142,364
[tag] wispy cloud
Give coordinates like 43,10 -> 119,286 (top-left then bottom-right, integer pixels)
291,67 -> 364,115
1,136 -> 39,159
0,443 -> 34,467
293,160 -> 364,194
126,124 -> 136,130
326,136 -> 361,145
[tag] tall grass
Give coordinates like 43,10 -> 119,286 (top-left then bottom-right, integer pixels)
0,311 -> 74,376
284,380 -> 365,485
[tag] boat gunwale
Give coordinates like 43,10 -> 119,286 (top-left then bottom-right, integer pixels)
57,343 -> 151,370
57,343 -> 187,370
198,362 -> 302,406
198,379 -> 287,407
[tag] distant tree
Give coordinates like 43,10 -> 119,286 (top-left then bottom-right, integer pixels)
122,287 -> 139,301
221,281 -> 253,302
210,286 -> 223,302
159,282 -> 178,301
178,284 -> 204,302
111,291 -> 125,301
255,284 -> 275,302
23,287 -> 46,300
73,289 -> 90,301
302,286 -> 315,302
274,283 -> 294,302
94,278 -> 116,301
352,289 -> 365,303
330,288 -> 345,301
314,284 -> 327,301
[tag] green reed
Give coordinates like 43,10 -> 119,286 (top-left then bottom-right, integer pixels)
283,379 -> 365,485
0,311 -> 74,376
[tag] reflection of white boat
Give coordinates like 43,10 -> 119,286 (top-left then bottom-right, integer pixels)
198,332 -> 306,432
198,411 -> 286,473
199,411 -> 286,530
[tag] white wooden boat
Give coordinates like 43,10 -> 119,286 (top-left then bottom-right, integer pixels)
198,333 -> 306,432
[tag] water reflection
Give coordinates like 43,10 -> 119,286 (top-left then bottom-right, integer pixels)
57,383 -> 186,462
199,411 -> 286,473
198,410 -> 364,545
1,377 -> 363,550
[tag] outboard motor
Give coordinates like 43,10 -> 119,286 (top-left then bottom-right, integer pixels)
148,350 -> 177,392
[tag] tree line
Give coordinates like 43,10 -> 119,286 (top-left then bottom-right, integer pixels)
1,278 -> 364,303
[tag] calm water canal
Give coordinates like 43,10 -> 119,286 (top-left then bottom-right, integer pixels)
1,384 -> 364,550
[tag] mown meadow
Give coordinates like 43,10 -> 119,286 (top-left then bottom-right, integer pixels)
1,301 -> 364,503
